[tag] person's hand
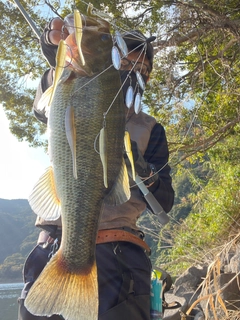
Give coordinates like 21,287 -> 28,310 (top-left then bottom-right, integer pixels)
41,17 -> 70,67
45,17 -> 69,46
127,140 -> 159,187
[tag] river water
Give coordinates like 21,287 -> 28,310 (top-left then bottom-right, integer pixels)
0,282 -> 23,320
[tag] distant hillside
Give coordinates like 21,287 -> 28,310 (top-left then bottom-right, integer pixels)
0,195 -> 189,282
0,199 -> 39,281
0,198 -> 162,282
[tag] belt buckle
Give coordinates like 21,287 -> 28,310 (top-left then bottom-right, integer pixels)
139,231 -> 145,240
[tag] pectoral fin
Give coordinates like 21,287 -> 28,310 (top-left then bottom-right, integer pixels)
28,167 -> 61,220
104,158 -> 130,206
124,131 -> 136,180
99,127 -> 108,188
65,105 -> 77,179
37,86 -> 53,117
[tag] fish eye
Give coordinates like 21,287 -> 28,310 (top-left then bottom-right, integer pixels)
101,34 -> 111,42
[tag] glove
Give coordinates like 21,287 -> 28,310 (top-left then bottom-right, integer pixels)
40,18 -> 69,67
44,18 -> 69,45
130,140 -> 159,186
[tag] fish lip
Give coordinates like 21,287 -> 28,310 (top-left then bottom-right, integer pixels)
66,58 -> 95,77
63,13 -> 113,77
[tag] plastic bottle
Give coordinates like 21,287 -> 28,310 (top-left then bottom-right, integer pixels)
150,269 -> 163,320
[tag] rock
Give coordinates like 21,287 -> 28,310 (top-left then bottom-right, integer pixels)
222,250 -> 235,273
224,243 -> 240,273
229,253 -> 240,273
161,265 -> 208,319
163,291 -> 187,320
200,273 -> 240,319
173,265 -> 207,295
193,311 -> 205,320
214,273 -> 240,310
160,242 -> 240,320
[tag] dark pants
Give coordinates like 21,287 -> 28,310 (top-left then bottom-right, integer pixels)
18,240 -> 151,320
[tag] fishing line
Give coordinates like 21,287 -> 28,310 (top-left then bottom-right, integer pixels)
11,0 -> 221,238
68,44 -> 147,118
103,46 -> 148,117
44,2 -> 239,262
68,40 -> 147,100
47,4 -> 170,192
50,4 -> 151,121
78,0 -> 150,44
50,4 -> 205,213
70,64 -> 113,96
93,132 -> 100,155
62,43 -> 74,69
63,2 -> 175,189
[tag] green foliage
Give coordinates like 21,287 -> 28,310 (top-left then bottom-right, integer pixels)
1,0 -> 240,281
0,253 -> 25,280
1,0 -> 240,157
137,210 -> 166,265
0,199 -> 38,281
157,136 -> 240,276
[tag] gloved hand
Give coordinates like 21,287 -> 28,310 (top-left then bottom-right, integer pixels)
44,17 -> 69,46
129,140 -> 159,186
40,17 -> 69,67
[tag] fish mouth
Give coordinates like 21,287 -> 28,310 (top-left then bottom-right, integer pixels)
66,58 -> 88,76
64,12 -> 113,76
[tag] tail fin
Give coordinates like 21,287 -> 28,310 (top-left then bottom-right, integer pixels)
25,250 -> 98,320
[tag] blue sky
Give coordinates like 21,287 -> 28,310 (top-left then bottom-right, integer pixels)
0,105 -> 50,200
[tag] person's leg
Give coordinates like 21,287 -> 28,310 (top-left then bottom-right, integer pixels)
96,242 -> 152,320
18,233 -> 62,320
19,238 -> 151,320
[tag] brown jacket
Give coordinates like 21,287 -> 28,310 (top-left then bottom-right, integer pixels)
35,111 -> 157,230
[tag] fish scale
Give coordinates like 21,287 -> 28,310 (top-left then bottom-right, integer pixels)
25,11 -> 130,320
50,70 -> 125,268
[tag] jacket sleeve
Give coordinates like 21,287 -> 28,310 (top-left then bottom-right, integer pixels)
143,123 -> 174,213
40,20 -> 59,68
32,20 -> 58,124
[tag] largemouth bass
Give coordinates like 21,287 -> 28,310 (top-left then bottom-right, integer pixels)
25,11 -> 130,320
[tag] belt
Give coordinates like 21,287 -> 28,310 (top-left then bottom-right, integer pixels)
38,228 -> 151,255
96,229 -> 151,254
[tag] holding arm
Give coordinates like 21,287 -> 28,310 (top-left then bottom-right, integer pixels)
33,17 -> 174,215
33,17 -> 68,123
130,123 -> 174,214
144,123 -> 174,213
